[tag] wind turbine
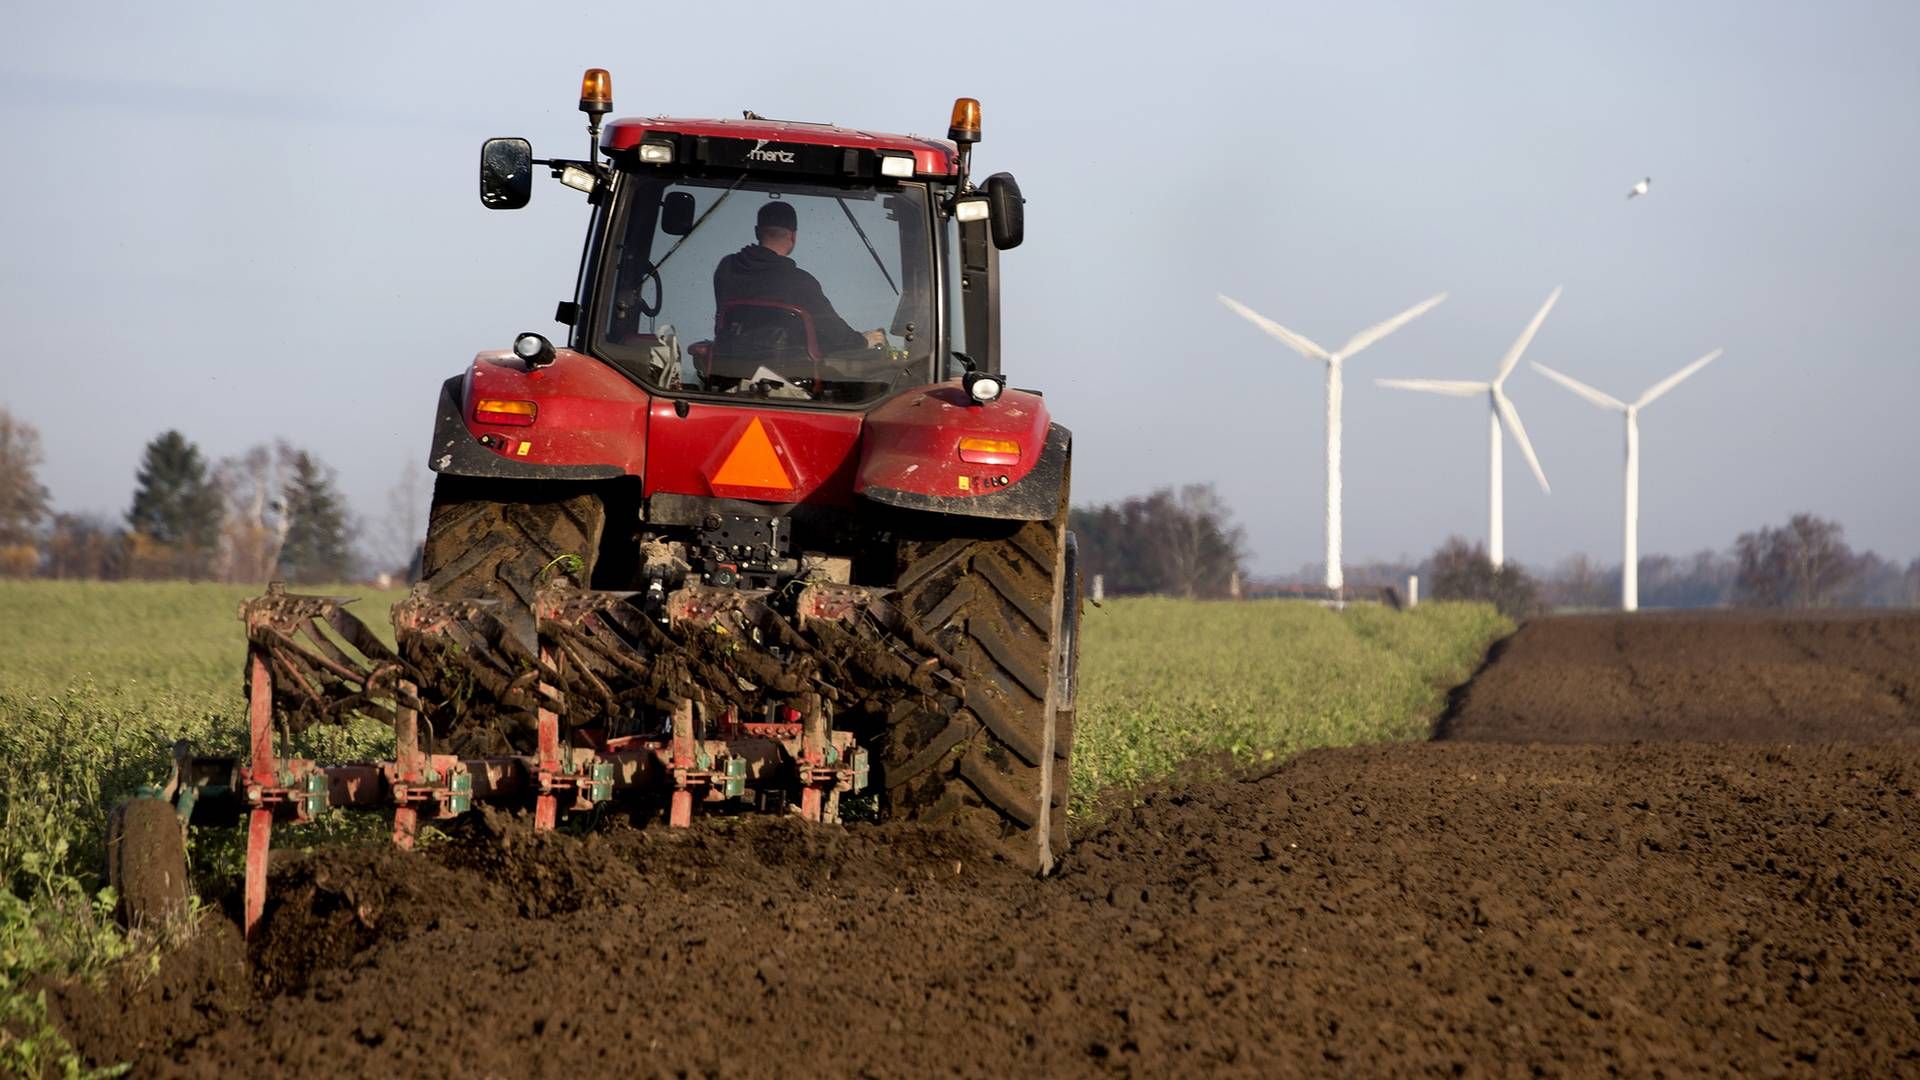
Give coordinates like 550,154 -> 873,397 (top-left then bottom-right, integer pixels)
1218,291 -> 1448,592
1531,348 -> 1723,611
1375,288 -> 1560,567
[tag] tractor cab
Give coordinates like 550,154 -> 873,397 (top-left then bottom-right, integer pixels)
481,72 -> 1024,409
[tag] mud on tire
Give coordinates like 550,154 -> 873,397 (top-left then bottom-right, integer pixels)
105,797 -> 190,930
418,476 -> 608,649
881,511 -> 1079,873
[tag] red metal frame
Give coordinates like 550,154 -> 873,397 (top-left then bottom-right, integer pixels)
461,349 -> 652,470
233,643 -> 864,938
448,353 -> 1053,509
856,383 -> 1052,498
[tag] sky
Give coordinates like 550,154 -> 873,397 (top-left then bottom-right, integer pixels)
3,0 -> 1916,575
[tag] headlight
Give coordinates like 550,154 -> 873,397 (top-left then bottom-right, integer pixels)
514,332 -> 556,368
963,371 -> 1002,403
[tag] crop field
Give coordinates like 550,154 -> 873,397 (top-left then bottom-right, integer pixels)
8,585 -> 1920,1075
0,581 -> 1506,1074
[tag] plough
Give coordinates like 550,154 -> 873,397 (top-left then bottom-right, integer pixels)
151,584 -> 882,936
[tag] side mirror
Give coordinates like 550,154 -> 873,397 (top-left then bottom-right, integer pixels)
661,191 -> 697,236
480,138 -> 533,210
985,172 -> 1024,250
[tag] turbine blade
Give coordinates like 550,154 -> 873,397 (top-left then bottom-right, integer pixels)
1217,295 -> 1330,361
1373,378 -> 1490,397
1635,348 -> 1724,408
1494,390 -> 1551,493
1531,361 -> 1626,410
1494,286 -> 1563,386
1333,292 -> 1448,362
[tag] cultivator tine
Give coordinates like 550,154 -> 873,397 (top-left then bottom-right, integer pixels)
534,646 -> 562,833
244,650 -> 274,938
798,694 -> 828,823
669,698 -> 696,828
240,585 -> 411,730
392,678 -> 422,851
244,808 -> 272,939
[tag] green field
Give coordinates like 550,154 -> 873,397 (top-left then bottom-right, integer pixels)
0,580 -> 1505,1071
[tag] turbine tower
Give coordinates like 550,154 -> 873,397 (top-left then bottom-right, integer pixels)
1531,349 -> 1724,611
1218,291 -> 1448,592
1375,288 -> 1561,567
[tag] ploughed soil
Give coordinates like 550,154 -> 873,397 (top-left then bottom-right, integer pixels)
1439,611 -> 1920,744
50,612 -> 1920,1076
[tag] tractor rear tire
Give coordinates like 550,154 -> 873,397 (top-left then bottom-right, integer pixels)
418,476 -> 606,649
882,511 -> 1080,873
105,798 -> 189,930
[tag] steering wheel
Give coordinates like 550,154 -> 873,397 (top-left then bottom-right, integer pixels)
634,264 -> 664,318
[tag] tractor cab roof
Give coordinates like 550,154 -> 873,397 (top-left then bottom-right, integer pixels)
602,116 -> 960,179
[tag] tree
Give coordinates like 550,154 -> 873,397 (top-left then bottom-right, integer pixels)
126,430 -> 223,577
44,513 -> 124,580
1427,536 -> 1540,618
213,442 -> 298,584
1151,484 -> 1246,598
1907,558 -> 1920,608
275,451 -> 354,584
375,461 -> 429,582
0,408 -> 52,549
1070,484 -> 1246,598
1543,553 -> 1611,610
1734,513 -> 1864,608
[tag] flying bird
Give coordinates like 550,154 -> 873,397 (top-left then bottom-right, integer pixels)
1627,177 -> 1651,199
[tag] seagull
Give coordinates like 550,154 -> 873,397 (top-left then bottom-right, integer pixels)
1627,177 -> 1651,199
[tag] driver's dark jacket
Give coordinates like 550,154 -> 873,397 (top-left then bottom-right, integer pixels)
712,244 -> 867,355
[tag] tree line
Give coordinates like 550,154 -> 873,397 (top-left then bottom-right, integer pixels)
1070,484 -> 1248,599
0,407 -> 365,584
1333,513 -> 1920,617
6,398 -> 1914,608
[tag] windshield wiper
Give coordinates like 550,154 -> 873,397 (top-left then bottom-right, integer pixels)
835,196 -> 899,295
653,173 -> 751,272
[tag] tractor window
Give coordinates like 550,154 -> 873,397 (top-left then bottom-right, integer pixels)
599,176 -> 936,405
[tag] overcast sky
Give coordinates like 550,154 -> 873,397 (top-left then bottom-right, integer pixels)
3,0 -> 1916,574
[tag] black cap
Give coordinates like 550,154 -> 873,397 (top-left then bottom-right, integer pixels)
756,201 -> 797,231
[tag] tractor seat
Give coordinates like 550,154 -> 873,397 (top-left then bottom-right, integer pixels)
707,300 -> 820,384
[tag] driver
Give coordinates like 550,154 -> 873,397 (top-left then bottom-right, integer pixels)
713,201 -> 887,356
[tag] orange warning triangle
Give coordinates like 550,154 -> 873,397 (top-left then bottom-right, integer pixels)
711,417 -> 793,490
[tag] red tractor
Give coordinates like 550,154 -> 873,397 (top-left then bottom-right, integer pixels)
115,71 -> 1079,935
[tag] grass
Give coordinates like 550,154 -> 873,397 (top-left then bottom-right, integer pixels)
0,581 -> 403,1076
0,580 -> 1507,1070
1072,597 -> 1512,810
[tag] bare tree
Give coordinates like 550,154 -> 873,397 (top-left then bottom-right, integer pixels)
0,409 -> 51,542
1734,513 -> 1864,608
1153,485 -> 1241,598
376,461 -> 430,581
1544,553 -> 1610,610
213,442 -> 298,584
